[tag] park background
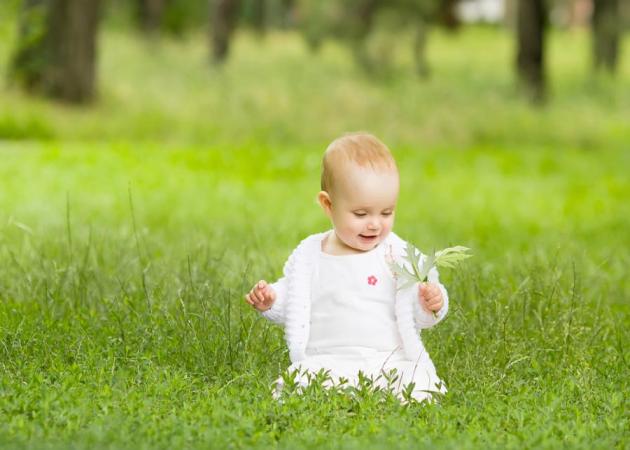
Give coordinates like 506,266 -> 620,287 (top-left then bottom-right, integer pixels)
0,0 -> 629,449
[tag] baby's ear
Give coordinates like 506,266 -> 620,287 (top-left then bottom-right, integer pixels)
317,191 -> 333,216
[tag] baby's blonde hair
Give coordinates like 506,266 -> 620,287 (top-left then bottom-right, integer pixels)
321,132 -> 398,193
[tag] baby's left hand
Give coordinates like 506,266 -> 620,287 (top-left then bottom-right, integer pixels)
418,282 -> 443,313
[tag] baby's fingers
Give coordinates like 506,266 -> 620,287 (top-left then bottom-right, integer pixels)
427,286 -> 441,301
420,283 -> 439,298
253,287 -> 266,303
419,283 -> 430,300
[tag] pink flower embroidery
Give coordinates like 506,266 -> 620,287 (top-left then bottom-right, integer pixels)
367,275 -> 378,286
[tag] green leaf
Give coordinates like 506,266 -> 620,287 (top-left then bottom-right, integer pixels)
405,243 -> 422,281
434,246 -> 473,269
388,243 -> 473,292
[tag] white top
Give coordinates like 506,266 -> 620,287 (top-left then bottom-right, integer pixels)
261,230 -> 450,363
306,244 -> 402,354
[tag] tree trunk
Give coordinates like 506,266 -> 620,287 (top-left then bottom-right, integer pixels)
10,0 -> 47,92
10,0 -> 101,103
349,0 -> 378,71
414,19 -> 430,79
136,0 -> 166,33
592,0 -> 620,73
211,0 -> 241,63
516,0 -> 547,103
251,0 -> 266,35
439,0 -> 460,30
278,0 -> 295,29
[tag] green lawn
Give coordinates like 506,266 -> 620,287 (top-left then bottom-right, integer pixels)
0,24 -> 629,449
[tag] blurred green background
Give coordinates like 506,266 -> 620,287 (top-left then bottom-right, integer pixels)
0,1 -> 629,449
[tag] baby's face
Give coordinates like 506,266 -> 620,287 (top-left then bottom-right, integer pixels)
327,164 -> 399,252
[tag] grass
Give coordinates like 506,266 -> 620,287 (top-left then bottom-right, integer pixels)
0,20 -> 629,450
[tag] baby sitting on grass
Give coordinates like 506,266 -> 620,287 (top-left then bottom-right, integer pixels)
245,132 -> 448,402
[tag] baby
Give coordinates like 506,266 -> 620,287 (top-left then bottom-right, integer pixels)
245,132 -> 448,402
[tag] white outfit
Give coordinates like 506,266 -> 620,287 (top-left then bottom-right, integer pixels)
262,230 -> 448,402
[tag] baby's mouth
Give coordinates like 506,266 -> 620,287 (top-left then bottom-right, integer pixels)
359,234 -> 378,239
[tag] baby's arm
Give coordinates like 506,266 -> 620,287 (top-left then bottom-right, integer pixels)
244,243 -> 300,326
260,277 -> 288,325
412,266 -> 449,329
244,276 -> 288,325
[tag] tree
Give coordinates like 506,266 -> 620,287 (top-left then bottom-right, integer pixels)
276,0 -> 296,28
207,0 -> 294,64
413,17 -> 431,78
438,0 -> 460,30
211,0 -> 241,63
9,0 -> 101,103
516,0 -> 547,102
136,0 -> 166,33
296,0 -> 439,78
247,0 -> 267,34
592,0 -> 621,73
347,0 -> 378,71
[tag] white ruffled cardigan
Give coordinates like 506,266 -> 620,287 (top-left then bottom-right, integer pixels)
261,230 -> 449,363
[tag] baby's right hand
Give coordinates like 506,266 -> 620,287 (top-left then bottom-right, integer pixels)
244,280 -> 276,312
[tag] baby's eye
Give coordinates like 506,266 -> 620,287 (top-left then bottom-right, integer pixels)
353,212 -> 367,217
382,212 -> 393,216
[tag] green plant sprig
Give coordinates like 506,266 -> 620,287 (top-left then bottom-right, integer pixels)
388,243 -> 473,299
